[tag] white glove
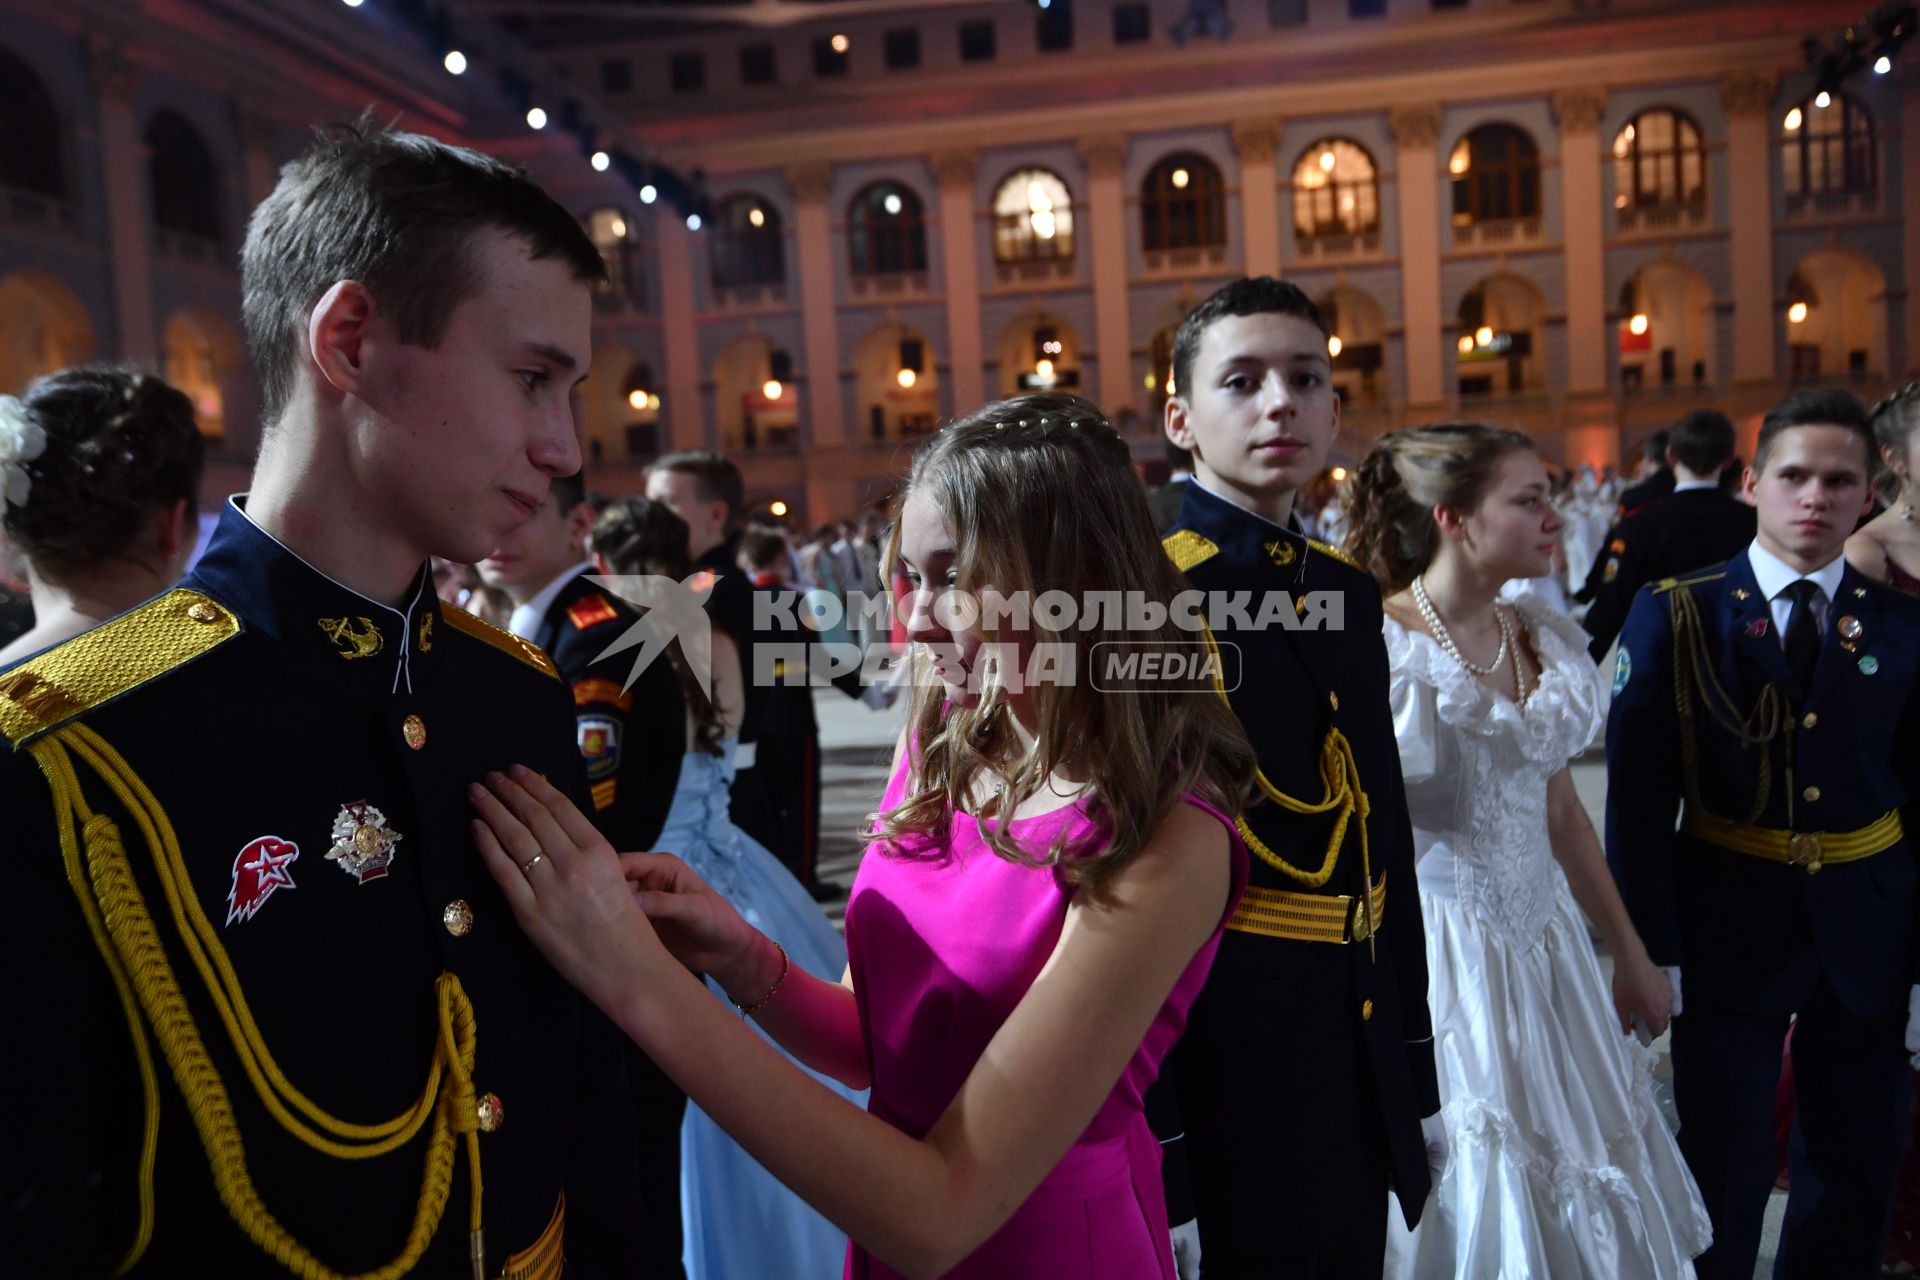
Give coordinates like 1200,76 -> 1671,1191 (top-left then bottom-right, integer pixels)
1169,1218 -> 1202,1280
1906,984 -> 1920,1070
1664,966 -> 1683,1018
1421,1111 -> 1451,1188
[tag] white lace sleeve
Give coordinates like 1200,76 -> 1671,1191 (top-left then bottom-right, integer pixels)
1386,622 -> 1441,787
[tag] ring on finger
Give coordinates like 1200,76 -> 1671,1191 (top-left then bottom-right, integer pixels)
520,852 -> 548,874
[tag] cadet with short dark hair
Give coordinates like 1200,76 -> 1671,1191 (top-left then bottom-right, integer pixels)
1607,385 -> 1920,1280
1156,277 -> 1443,1277
1582,408 -> 1756,660
0,119 -> 651,1276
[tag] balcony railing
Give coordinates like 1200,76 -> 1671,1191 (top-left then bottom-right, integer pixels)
1294,228 -> 1381,261
1142,243 -> 1229,275
849,271 -> 930,299
1,185 -> 78,233
1615,203 -> 1709,235
994,257 -> 1075,287
1452,217 -> 1543,251
713,281 -> 789,310
1784,188 -> 1876,221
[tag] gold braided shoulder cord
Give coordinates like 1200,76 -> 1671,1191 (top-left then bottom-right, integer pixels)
1196,627 -> 1374,924
1667,585 -> 1791,827
31,723 -> 485,1280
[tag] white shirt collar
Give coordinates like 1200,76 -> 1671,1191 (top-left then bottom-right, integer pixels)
1747,540 -> 1846,604
508,560 -> 594,640
1672,479 -> 1719,493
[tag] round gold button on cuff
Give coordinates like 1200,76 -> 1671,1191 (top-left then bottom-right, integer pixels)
186,601 -> 221,624
443,899 -> 473,937
402,714 -> 427,750
1329,691 -> 1340,711
1361,999 -> 1374,1021
476,1092 -> 504,1133
1802,712 -> 1818,730
1802,786 -> 1821,803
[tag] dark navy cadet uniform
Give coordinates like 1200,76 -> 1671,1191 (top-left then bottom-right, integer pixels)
1158,482 -> 1440,1276
1607,543 -> 1920,1280
522,569 -> 690,1279
0,500 -> 650,1277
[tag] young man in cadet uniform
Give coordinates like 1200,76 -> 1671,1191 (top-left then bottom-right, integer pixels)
478,468 -> 691,1277
0,123 -> 651,1276
1583,409 -> 1757,661
645,452 -> 779,858
1607,387 -> 1920,1280
1155,277 -> 1445,1277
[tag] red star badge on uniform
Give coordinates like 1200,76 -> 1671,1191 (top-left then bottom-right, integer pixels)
227,836 -> 300,926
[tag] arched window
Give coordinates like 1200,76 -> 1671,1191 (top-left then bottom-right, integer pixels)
992,168 -> 1074,263
710,194 -> 785,291
145,109 -> 221,241
0,47 -> 63,199
1291,139 -> 1378,245
1456,276 -> 1543,396
848,182 -> 927,277
1782,93 -> 1876,200
1611,108 -> 1705,216
1449,124 -> 1540,226
1141,152 -> 1225,252
584,207 -> 640,309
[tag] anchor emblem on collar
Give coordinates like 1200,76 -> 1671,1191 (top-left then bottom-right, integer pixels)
318,616 -> 385,660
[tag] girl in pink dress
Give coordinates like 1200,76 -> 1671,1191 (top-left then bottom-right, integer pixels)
469,393 -> 1254,1279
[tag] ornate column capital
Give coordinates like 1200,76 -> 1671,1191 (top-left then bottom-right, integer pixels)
930,147 -> 977,191
1551,87 -> 1609,134
784,161 -> 834,205
1388,103 -> 1446,150
1231,119 -> 1283,163
86,36 -> 141,108
1078,133 -> 1129,179
1720,70 -> 1780,118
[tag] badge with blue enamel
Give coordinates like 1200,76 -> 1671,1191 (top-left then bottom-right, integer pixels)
1613,646 -> 1632,694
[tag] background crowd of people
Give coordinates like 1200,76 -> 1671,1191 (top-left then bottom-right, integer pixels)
3,117 -> 1919,1280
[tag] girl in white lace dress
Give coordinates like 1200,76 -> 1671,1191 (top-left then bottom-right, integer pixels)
1345,425 -> 1711,1280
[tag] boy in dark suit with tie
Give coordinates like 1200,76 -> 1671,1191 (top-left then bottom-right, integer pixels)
1607,387 -> 1920,1279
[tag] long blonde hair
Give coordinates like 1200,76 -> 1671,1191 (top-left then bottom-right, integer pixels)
869,392 -> 1254,892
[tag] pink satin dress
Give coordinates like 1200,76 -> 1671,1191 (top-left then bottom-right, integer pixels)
842,750 -> 1247,1279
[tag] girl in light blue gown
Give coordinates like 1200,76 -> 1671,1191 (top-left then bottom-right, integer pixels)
657,739 -> 863,1280
593,498 -> 860,1280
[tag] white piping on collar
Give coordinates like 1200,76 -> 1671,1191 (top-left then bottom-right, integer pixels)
229,495 -> 430,696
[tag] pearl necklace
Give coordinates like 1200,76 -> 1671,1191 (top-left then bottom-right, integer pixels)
1413,576 -> 1530,704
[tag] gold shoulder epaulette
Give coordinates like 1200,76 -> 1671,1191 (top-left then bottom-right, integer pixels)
1653,570 -> 1727,595
441,606 -> 559,680
1307,538 -> 1363,572
1163,529 -> 1219,573
0,589 -> 241,748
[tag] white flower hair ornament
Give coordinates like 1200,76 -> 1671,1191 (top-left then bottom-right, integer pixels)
0,394 -> 47,509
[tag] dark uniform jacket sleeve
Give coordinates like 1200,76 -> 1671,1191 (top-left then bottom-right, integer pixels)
1584,519 -> 1654,661
539,577 -> 685,852
1604,583 -> 1686,966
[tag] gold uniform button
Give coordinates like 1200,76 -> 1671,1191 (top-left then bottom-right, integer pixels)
1802,786 -> 1821,803
402,714 -> 427,750
443,899 -> 474,937
186,601 -> 221,624
476,1092 -> 504,1133
1361,999 -> 1374,1021
1329,691 -> 1341,712
1802,712 -> 1818,730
